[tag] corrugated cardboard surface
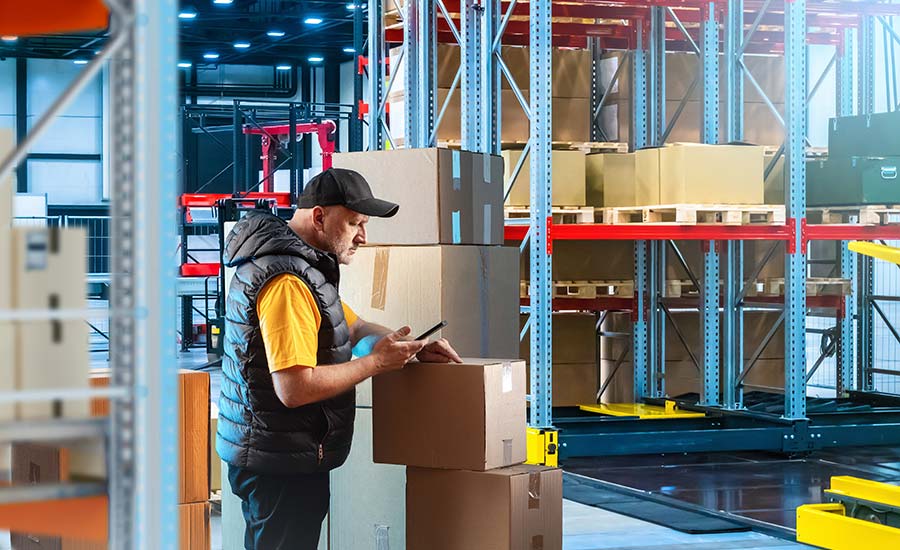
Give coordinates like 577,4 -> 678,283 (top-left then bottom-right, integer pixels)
180,502 -> 211,550
333,149 -> 503,245
520,314 -> 599,407
407,465 -> 562,550
600,153 -> 636,207
339,245 -> 520,361
90,370 -> 210,504
635,148 -> 661,205
12,228 -> 89,420
585,153 -> 604,206
329,408 -> 406,550
503,150 -> 586,207
373,360 -> 526,470
659,144 -> 766,204
0,130 -> 11,421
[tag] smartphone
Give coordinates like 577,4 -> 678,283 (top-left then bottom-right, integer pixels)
415,320 -> 448,341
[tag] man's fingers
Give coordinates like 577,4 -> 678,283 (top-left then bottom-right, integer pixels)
427,339 -> 463,363
388,326 -> 411,341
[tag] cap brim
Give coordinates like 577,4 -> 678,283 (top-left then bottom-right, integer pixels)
347,197 -> 399,218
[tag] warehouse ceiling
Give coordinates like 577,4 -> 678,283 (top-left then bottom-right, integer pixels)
0,0 -> 360,68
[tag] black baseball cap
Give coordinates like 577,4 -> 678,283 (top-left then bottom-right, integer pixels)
298,168 -> 399,218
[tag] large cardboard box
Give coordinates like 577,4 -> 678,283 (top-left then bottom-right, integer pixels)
0,131 -> 12,422
333,148 -> 504,245
585,153 -> 605,206
329,408 -> 406,550
11,227 -> 89,420
520,314 -> 599,407
91,369 -> 210,504
373,359 -> 526,470
659,143 -> 766,204
339,245 -> 519,360
596,150 -> 659,207
503,150 -> 586,206
407,465 -> 562,550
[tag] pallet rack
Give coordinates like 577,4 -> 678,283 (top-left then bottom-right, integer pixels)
0,0 -> 178,546
369,0 -> 900,455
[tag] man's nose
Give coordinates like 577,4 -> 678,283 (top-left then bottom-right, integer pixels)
356,225 -> 367,245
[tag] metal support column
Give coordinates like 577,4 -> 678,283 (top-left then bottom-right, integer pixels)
633,242 -> 649,402
701,1 -> 720,144
725,0 -> 744,142
529,0 -> 553,426
859,16 -> 875,115
858,253 -> 875,391
723,241 -> 744,408
648,241 -> 667,397
350,3 -> 364,151
461,0 -> 484,151
837,27 -> 854,118
631,21 -> 648,150
784,0 -> 808,420
481,0 -> 501,153
406,0 -> 436,148
838,241 -> 856,395
701,241 -> 721,406
648,7 -> 666,146
367,0 -> 386,150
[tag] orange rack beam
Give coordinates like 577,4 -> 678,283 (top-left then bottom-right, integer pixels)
0,0 -> 109,36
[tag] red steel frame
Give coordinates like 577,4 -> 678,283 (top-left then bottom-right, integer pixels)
243,120 -> 337,193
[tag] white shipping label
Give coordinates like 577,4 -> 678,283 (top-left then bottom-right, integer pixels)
502,362 -> 513,393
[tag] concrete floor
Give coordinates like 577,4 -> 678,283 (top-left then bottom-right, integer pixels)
206,499 -> 810,550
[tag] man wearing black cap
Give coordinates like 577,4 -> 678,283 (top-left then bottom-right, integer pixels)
217,168 -> 461,550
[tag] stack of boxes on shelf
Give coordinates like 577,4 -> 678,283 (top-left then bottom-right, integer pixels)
387,43 -> 592,145
374,359 -> 562,550
328,147 -> 523,548
766,111 -> 900,207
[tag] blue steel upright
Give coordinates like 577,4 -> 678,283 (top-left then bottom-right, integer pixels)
631,20 -> 650,403
367,0 -> 386,150
784,0 -> 808,420
725,0 -> 744,142
461,0 -> 483,151
529,0 -> 553,427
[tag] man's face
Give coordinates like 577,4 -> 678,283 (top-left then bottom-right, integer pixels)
320,206 -> 368,265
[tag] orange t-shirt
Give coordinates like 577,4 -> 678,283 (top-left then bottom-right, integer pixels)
256,273 -> 359,372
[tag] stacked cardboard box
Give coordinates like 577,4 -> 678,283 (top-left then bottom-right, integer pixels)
373,360 -> 562,550
329,149 -> 521,549
388,45 -> 592,144
1,129 -> 14,423
503,150 -> 587,207
12,370 -> 211,549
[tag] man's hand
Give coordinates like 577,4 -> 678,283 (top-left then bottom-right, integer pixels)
371,327 -> 427,372
416,338 -> 463,364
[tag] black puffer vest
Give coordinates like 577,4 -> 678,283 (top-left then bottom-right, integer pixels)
215,211 -> 355,474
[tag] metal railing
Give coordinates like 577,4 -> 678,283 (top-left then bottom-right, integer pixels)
13,215 -> 111,276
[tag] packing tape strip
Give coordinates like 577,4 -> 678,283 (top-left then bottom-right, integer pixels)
452,149 -> 461,190
528,471 -> 542,509
503,439 -> 512,466
371,248 -> 389,310
451,210 -> 461,244
502,362 -> 512,393
483,153 -> 492,185
479,247 -> 489,355
25,231 -> 49,271
531,535 -> 544,550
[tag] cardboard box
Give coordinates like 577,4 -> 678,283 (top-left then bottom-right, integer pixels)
329,408 -> 406,550
585,153 -> 605,206
180,501 -> 211,550
210,405 -> 221,493
407,465 -> 562,550
659,143 -> 766,204
91,369 -> 210,504
0,130 -> 12,421
332,148 -> 504,245
12,227 -> 89,420
373,359 -> 526,470
589,149 -> 657,207
503,150 -> 586,206
339,245 -> 519,360
520,314 -> 599,407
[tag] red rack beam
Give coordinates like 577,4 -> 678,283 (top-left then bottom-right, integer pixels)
180,192 -> 292,208
806,224 -> 900,241
180,263 -> 221,278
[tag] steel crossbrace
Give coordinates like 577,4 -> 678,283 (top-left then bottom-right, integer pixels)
661,302 -> 702,373
737,310 -> 785,385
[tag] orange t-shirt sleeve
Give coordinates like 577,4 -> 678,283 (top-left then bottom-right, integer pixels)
257,274 -> 321,372
342,301 -> 359,327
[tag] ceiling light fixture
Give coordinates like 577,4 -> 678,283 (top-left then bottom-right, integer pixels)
178,9 -> 198,19
1,36 -> 18,42
308,56 -> 324,63
233,41 -> 251,49
73,59 -> 89,65
276,64 -> 292,71
203,52 -> 220,60
267,30 -> 286,37
346,3 -> 358,9
304,17 -> 324,25
213,0 -> 234,4
178,61 -> 193,68
343,47 -> 355,53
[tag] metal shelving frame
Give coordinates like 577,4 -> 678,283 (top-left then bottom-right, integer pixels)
367,0 -> 900,452
0,0 -> 179,547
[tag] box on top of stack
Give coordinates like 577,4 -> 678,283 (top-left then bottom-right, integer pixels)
333,148 -> 504,246
0,129 -> 14,422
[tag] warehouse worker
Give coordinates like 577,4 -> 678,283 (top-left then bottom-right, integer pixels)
216,167 -> 462,550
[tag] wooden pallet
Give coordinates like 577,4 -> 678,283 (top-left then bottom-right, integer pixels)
760,277 -> 852,297
505,205 -> 598,224
602,204 -> 786,225
521,279 -> 699,299
808,205 -> 900,225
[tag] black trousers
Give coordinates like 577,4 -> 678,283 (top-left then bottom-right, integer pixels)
228,465 -> 330,550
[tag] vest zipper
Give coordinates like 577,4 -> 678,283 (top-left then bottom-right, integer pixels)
318,403 -> 331,465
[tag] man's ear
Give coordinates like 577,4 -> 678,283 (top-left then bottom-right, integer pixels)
312,206 -> 327,231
